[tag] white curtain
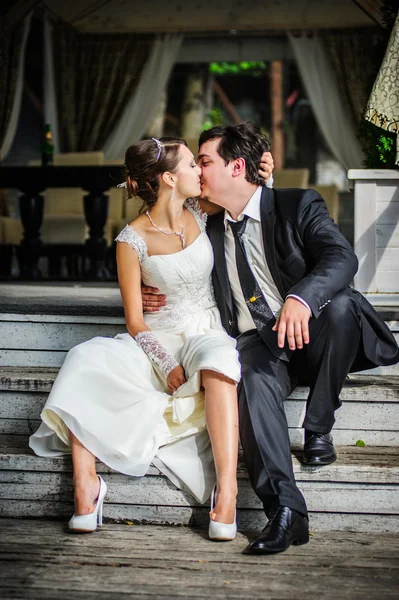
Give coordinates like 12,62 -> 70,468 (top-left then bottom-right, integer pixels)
289,33 -> 363,171
0,12 -> 32,161
103,34 -> 183,159
43,14 -> 60,153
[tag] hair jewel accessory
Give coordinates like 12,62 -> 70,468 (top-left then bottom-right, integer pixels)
117,182 -> 127,188
152,137 -> 163,161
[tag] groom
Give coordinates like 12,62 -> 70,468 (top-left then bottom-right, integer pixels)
144,123 -> 399,554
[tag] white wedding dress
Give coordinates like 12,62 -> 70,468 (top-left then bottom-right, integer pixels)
29,200 -> 241,504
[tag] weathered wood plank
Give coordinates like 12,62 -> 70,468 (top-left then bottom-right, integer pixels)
289,428 -> 399,447
1,534 -> 399,568
3,452 -> 399,483
363,365 -> 399,376
2,384 -> 399,413
0,313 -> 125,324
0,350 -> 68,368
1,436 -> 399,481
0,519 -> 398,599
3,422 -> 397,445
2,368 -> 398,399
1,470 -> 398,514
3,500 -> 398,533
2,397 -> 398,435
0,322 -> 125,351
0,368 -> 59,392
0,393 -> 48,417
0,419 -> 41,435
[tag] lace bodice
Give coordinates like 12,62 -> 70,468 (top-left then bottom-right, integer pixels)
115,198 -> 216,328
115,198 -> 207,263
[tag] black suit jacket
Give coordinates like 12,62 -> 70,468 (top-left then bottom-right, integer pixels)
206,186 -> 399,370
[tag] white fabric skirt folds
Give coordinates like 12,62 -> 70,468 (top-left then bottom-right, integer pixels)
29,307 -> 241,504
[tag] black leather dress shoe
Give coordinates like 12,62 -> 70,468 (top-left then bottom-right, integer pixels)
242,507 -> 309,555
303,431 -> 337,465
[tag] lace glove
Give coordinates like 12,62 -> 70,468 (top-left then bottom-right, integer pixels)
134,331 -> 179,377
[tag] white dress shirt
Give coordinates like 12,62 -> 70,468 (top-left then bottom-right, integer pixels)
224,186 -> 311,335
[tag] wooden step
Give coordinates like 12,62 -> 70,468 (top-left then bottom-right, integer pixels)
1,368 -> 398,446
0,285 -> 398,374
1,521 -> 399,600
1,311 -> 397,373
4,284 -> 398,321
0,434 -> 398,533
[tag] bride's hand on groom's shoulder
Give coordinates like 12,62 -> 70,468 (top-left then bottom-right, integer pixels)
141,285 -> 166,312
259,151 -> 274,182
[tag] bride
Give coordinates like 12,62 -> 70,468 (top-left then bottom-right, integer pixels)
29,136 -> 271,540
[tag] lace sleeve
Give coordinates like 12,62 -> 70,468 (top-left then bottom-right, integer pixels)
134,331 -> 179,377
184,197 -> 207,232
115,225 -> 149,263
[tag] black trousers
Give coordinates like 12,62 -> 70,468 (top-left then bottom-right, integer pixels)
237,289 -> 362,518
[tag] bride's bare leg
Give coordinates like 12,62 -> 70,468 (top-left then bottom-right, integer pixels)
69,431 -> 100,516
201,369 -> 238,524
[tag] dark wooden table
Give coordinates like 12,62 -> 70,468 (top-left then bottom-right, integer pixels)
0,165 -> 123,279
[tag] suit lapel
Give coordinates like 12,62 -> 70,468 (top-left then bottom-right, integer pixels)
207,212 -> 235,316
260,186 -> 286,299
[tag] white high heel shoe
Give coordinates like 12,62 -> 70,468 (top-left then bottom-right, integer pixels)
68,476 -> 107,533
208,484 -> 237,541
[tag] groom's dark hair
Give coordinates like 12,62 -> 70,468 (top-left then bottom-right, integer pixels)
198,122 -> 270,186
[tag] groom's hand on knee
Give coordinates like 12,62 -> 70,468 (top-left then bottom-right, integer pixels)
273,298 -> 311,350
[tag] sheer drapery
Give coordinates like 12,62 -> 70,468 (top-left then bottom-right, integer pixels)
323,28 -> 380,128
0,13 -> 31,161
364,14 -> 399,164
289,33 -> 363,171
103,34 -> 183,159
43,15 -> 60,153
49,19 -> 151,152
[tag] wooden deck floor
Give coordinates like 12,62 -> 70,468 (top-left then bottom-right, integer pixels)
0,519 -> 398,599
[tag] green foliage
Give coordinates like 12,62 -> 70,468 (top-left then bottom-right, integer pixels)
359,121 -> 397,169
209,61 -> 267,77
201,107 -> 226,132
355,439 -> 366,447
376,134 -> 395,163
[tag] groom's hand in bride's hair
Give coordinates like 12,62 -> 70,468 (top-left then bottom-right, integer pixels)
141,285 -> 166,312
272,297 -> 311,351
258,151 -> 274,181
167,365 -> 186,394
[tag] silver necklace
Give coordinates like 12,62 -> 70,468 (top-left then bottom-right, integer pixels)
146,210 -> 186,249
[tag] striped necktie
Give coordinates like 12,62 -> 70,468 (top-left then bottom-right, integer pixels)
229,215 -> 290,362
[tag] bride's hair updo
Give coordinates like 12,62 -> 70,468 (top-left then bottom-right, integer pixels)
123,137 -> 187,208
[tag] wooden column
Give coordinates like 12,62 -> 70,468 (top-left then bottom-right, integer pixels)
182,69 -> 206,140
270,60 -> 284,170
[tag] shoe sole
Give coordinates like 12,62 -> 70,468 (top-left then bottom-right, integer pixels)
68,525 -> 103,533
303,456 -> 337,466
68,528 -> 95,533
